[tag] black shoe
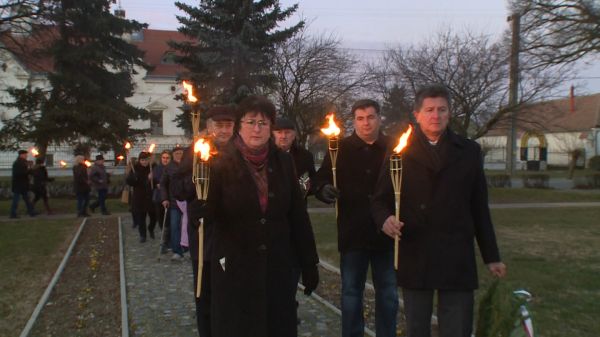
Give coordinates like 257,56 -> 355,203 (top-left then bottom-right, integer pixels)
101,211 -> 111,215
149,231 -> 155,239
83,212 -> 91,217
9,215 -> 19,219
140,237 -> 146,243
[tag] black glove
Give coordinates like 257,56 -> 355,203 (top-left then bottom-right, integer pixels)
188,199 -> 208,223
316,184 -> 340,204
301,263 -> 319,296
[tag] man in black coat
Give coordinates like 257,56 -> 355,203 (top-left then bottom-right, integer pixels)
272,117 -> 316,198
10,150 -> 35,218
313,99 -> 398,337
371,85 -> 507,337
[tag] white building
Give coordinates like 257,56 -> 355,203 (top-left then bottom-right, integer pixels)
479,92 -> 600,170
0,27 -> 192,167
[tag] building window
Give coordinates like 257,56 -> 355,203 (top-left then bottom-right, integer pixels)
150,110 -> 163,136
161,52 -> 177,64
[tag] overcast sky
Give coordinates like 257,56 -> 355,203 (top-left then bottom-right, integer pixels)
114,0 -> 600,93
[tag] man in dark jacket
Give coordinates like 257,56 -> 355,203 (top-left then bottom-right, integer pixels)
313,99 -> 398,337
127,151 -> 155,242
371,84 -> 506,337
73,155 -> 91,217
89,154 -> 111,215
160,146 -> 186,260
272,117 -> 316,198
10,150 -> 35,218
32,157 -> 54,214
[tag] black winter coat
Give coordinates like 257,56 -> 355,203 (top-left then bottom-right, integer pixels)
371,127 -> 501,290
289,144 -> 316,196
32,165 -> 53,193
206,141 -> 319,337
126,164 -> 153,213
72,163 -> 90,194
314,132 -> 394,252
12,157 -> 31,193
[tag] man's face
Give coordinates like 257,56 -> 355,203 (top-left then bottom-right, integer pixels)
160,153 -> 171,165
353,107 -> 381,143
172,150 -> 184,163
96,159 -> 104,165
273,129 -> 296,151
208,119 -> 235,145
414,97 -> 450,141
19,153 -> 27,160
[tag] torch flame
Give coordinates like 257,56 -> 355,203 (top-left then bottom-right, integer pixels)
320,114 -> 341,137
194,138 -> 211,161
393,125 -> 413,154
60,160 -> 67,167
116,155 -> 125,160
124,142 -> 131,150
84,160 -> 92,167
183,80 -> 198,103
31,148 -> 39,157
148,143 -> 156,153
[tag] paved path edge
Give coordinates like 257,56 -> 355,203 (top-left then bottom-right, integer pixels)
119,217 -> 130,337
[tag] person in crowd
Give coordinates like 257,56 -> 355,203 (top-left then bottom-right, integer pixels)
32,157 -> 54,214
89,154 -> 111,215
313,99 -> 398,337
192,96 -> 319,337
153,150 -> 172,254
126,151 -> 155,242
371,84 -> 506,337
161,146 -> 186,260
73,155 -> 91,218
9,149 -> 36,218
182,105 -> 236,337
272,117 -> 317,325
272,117 -> 316,198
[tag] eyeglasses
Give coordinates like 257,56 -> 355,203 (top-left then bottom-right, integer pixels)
241,119 -> 270,129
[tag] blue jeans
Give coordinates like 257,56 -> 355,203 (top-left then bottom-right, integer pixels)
341,250 -> 398,337
76,191 -> 90,215
170,206 -> 183,256
10,191 -> 35,217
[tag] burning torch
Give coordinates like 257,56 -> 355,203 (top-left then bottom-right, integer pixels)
193,138 -> 211,298
124,142 -> 134,173
148,143 -> 156,189
390,125 -> 413,270
320,114 -> 341,217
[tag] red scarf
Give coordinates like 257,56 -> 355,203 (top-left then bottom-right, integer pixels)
234,135 -> 269,213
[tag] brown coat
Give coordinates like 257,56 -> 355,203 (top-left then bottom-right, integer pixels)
207,141 -> 318,337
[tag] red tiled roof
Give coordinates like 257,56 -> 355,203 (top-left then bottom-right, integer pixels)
130,29 -> 191,78
1,27 -> 191,78
487,93 -> 600,136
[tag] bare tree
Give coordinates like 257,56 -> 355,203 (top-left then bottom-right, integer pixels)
515,0 -> 600,67
271,29 -> 374,147
378,29 -> 571,139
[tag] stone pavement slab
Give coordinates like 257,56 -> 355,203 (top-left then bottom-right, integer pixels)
122,215 -> 341,337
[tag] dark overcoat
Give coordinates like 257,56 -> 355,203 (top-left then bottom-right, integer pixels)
72,163 -> 90,194
126,163 -> 153,213
371,127 -> 501,290
314,132 -> 394,253
207,141 -> 319,337
12,157 -> 31,193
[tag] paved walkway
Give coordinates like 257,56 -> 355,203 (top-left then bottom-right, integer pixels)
121,215 -> 341,337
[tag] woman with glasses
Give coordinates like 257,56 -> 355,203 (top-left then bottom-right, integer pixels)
198,95 -> 320,337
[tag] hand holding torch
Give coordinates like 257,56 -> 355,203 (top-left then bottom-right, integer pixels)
320,114 -> 341,217
390,125 -> 413,270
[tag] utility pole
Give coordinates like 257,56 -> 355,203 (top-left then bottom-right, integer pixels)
506,13 -> 520,175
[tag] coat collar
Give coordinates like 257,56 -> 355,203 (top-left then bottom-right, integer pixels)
405,126 -> 466,172
346,132 -> 389,150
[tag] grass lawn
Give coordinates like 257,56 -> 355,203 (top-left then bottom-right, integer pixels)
488,188 -> 600,204
0,197 -> 131,217
0,218 -> 81,337
310,207 -> 600,336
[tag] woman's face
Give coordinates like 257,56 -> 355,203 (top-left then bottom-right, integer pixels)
160,153 -> 171,165
238,112 -> 271,150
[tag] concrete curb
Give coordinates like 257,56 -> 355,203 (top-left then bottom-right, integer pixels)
119,217 -> 129,337
19,217 -> 88,337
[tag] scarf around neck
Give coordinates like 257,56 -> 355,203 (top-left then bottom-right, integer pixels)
234,135 -> 269,213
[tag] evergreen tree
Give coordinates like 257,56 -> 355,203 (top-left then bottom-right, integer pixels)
171,0 -> 304,109
381,84 -> 413,136
1,0 -> 150,156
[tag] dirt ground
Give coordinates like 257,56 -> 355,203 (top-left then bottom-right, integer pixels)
29,217 -> 121,336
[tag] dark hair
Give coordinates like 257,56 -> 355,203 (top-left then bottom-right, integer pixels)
160,150 -> 171,157
236,95 -> 276,131
414,84 -> 451,111
351,99 -> 380,117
